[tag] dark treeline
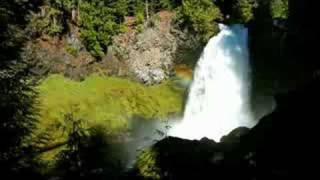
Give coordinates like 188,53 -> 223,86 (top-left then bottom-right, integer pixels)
0,0 -> 42,179
22,0 -> 278,58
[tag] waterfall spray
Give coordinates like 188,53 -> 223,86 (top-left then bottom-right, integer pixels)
169,24 -> 255,141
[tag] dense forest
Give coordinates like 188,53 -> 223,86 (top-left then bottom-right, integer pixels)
1,0 -> 317,179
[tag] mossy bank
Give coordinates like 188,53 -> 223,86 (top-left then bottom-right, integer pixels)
30,74 -> 186,168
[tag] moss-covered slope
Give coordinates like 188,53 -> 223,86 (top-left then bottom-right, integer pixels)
31,74 -> 185,165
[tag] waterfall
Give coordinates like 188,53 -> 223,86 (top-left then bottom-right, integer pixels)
169,24 -> 255,142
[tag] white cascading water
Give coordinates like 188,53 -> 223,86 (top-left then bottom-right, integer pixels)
169,24 -> 255,142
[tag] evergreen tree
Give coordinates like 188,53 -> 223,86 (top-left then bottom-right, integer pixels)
177,0 -> 222,43
270,0 -> 288,19
0,0 -> 40,177
79,0 -> 128,58
232,0 -> 258,23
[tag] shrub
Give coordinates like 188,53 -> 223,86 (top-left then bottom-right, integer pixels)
232,0 -> 258,23
79,0 -> 128,59
27,6 -> 64,36
270,0 -> 288,19
176,0 -> 222,43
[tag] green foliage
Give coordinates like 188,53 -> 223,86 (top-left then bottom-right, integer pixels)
0,1 -> 37,64
135,11 -> 146,25
0,1 -> 40,174
111,0 -> 130,18
136,148 -> 161,180
79,0 -> 129,58
32,74 -> 185,163
270,0 -> 288,19
27,6 -> 64,36
55,124 -> 125,179
0,69 -> 38,166
149,0 -> 181,11
54,111 -> 89,173
128,0 -> 144,16
66,45 -> 79,56
129,1 -> 146,31
49,0 -> 74,10
134,11 -> 145,32
36,0 -> 130,58
232,0 -> 258,23
128,0 -> 182,24
60,107 -> 89,138
177,0 -> 222,43
25,0 -> 226,58
159,0 -> 175,10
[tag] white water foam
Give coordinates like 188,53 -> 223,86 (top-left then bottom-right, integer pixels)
169,24 -> 255,141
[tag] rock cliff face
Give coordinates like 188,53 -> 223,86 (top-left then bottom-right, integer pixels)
112,11 -> 201,84
23,11 -> 201,83
114,26 -> 175,84
22,35 -> 95,80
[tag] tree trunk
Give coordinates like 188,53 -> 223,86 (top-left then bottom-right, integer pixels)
72,9 -> 77,23
40,6 -> 46,17
36,141 -> 68,154
146,0 -> 149,22
77,0 -> 81,24
71,0 -> 81,25
53,17 -> 57,27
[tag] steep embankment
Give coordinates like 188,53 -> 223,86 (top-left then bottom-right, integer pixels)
23,10 -> 198,84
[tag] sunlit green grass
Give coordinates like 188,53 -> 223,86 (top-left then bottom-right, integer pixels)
34,74 -> 185,144
32,74 -> 185,166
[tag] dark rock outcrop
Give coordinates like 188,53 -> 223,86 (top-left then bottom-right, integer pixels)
131,79 -> 319,180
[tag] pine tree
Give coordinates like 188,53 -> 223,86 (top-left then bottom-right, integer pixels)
79,0 -> 129,58
232,0 -> 258,23
177,0 -> 223,42
0,0 -> 39,177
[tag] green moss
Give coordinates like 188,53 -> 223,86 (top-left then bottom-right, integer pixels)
32,74 -> 184,165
